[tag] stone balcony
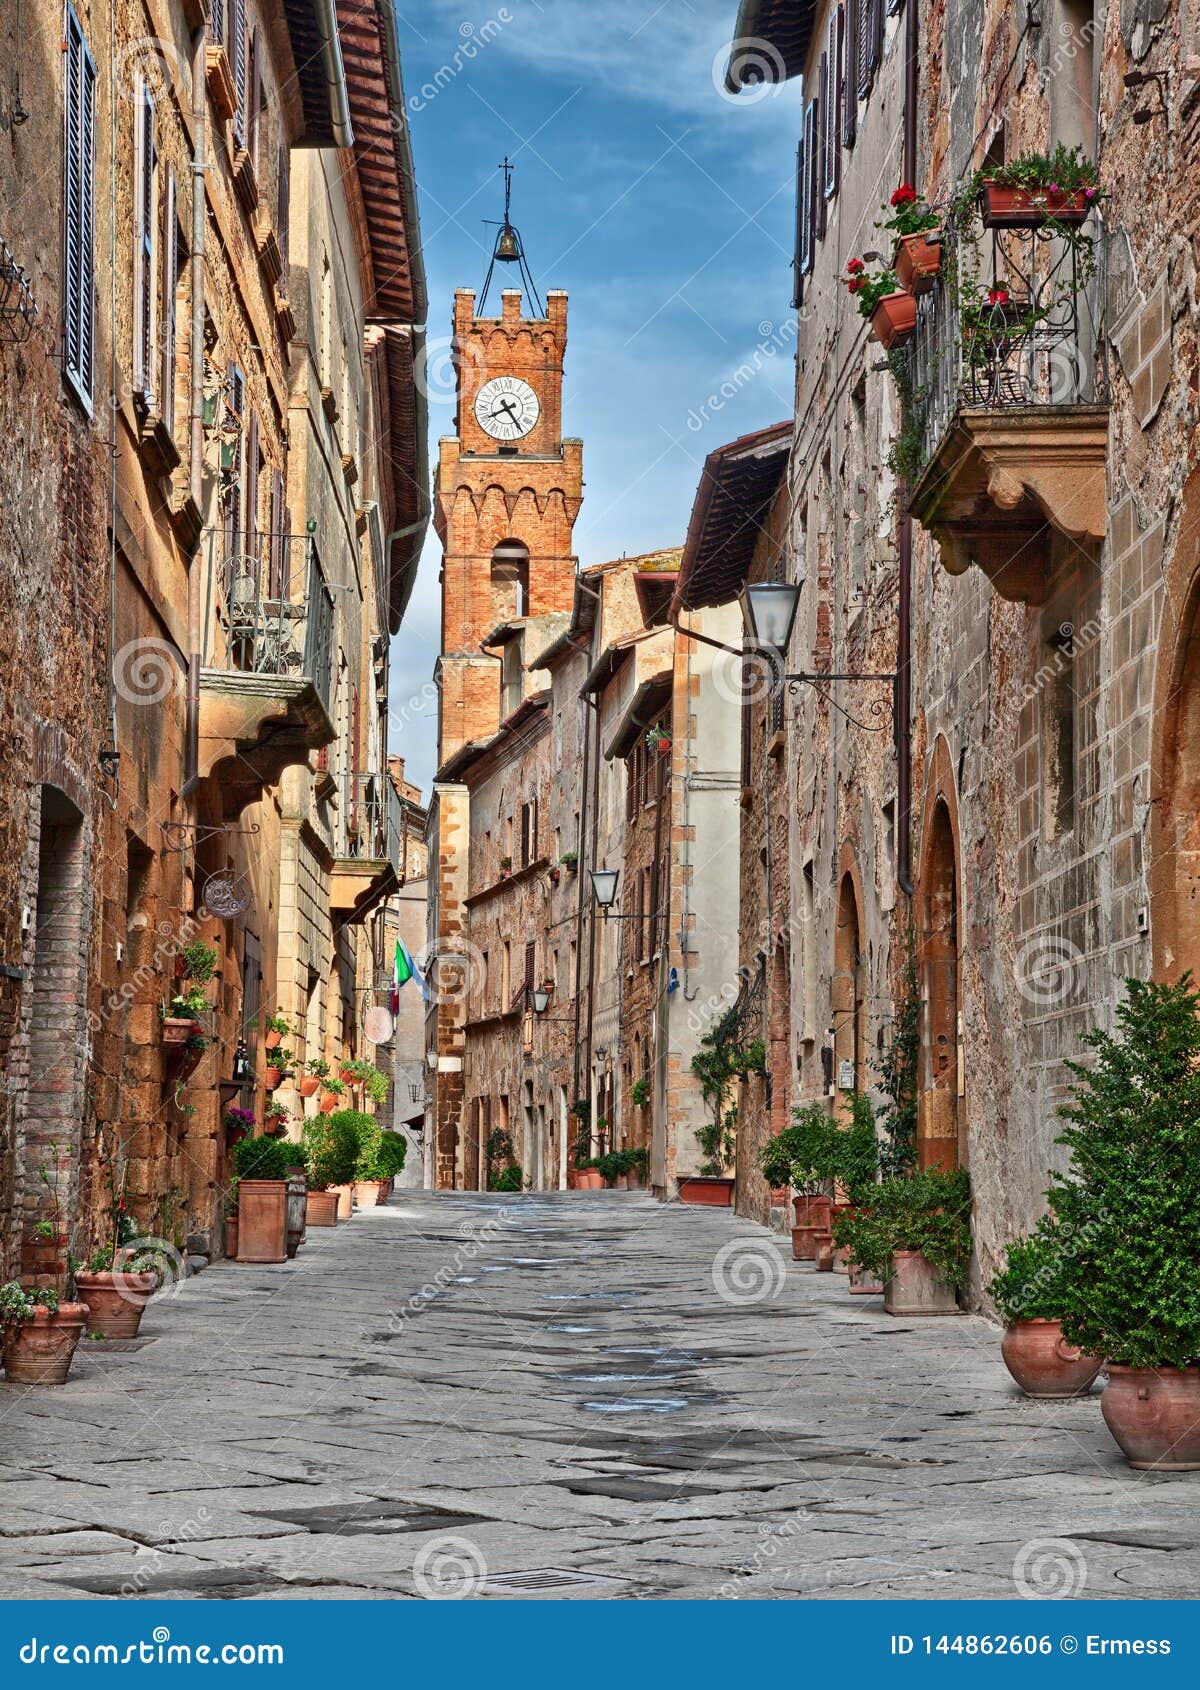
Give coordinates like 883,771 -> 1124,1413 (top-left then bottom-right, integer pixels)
906,215 -> 1110,605
329,773 -> 403,927
198,530 -> 336,817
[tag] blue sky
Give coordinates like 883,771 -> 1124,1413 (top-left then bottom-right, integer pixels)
389,0 -> 804,792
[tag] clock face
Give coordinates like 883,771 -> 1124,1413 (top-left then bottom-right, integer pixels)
474,376 -> 540,442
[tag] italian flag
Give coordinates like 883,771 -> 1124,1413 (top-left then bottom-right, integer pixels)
391,939 -> 421,1012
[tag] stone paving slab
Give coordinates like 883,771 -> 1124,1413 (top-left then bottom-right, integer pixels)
0,1190 -> 1197,1600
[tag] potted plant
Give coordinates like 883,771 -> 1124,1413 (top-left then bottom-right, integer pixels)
300,1057 -> 328,1100
646,725 -> 672,756
375,1129 -> 407,1200
322,1111 -> 364,1219
224,1188 -> 240,1259
263,1013 -> 292,1052
597,1151 -> 622,1190
844,259 -> 916,350
73,1155 -> 159,1340
630,1076 -> 650,1110
0,1282 -> 89,1385
223,1105 -> 255,1139
989,1224 -> 1103,1400
975,143 -> 1100,228
319,1076 -> 346,1115
834,1166 -> 972,1315
264,1044 -> 293,1091
301,1114 -> 358,1226
560,850 -> 578,872
760,1104 -> 838,1258
499,855 -> 512,880
1050,977 -> 1200,1469
879,182 -> 942,294
365,1066 -> 389,1108
348,1113 -> 390,1207
828,1093 -> 882,1280
230,1134 -> 294,1262
574,1157 -> 604,1191
264,1099 -> 289,1136
163,940 -> 218,1042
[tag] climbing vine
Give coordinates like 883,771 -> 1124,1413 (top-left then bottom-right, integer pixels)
876,931 -> 920,1177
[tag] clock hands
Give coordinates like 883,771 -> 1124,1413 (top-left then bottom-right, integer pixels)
490,397 -> 520,424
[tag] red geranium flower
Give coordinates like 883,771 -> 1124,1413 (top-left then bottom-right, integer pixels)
846,257 -> 865,274
891,183 -> 917,207
987,288 -> 1010,306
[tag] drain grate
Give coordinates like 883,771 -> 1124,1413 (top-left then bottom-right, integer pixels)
483,1568 -> 626,1593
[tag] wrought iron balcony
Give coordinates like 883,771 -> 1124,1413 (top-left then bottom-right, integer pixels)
198,529 -> 336,815
329,773 -> 403,926
906,213 -> 1110,603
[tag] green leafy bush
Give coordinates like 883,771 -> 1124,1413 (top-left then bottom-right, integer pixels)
375,1131 -> 407,1179
1050,976 -> 1200,1368
832,1167 -> 973,1289
0,1282 -> 60,1327
833,1093 -> 880,1205
489,1165 -> 523,1192
231,1135 -> 296,1182
302,1114 -> 360,1190
988,1224 -> 1069,1326
759,1104 -> 838,1195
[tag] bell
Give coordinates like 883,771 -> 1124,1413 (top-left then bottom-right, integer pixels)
494,224 -> 520,262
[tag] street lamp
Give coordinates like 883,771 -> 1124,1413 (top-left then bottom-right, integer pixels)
739,580 -> 802,655
590,868 -> 620,911
531,986 -> 551,1014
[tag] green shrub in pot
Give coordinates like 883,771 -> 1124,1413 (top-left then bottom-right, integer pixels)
988,1224 -> 1070,1326
832,1166 -> 972,1289
301,1114 -> 360,1191
231,1134 -> 296,1183
758,1103 -> 839,1195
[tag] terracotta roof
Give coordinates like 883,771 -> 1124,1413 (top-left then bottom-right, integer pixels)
282,2 -> 351,147
336,1 -> 426,322
725,1 -> 817,91
376,323 -> 429,631
670,423 -> 792,614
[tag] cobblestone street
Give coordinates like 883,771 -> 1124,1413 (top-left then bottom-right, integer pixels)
0,1192 -> 1196,1601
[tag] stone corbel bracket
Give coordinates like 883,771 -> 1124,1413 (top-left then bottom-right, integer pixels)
911,407 -> 1110,604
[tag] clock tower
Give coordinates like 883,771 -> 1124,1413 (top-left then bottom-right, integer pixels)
434,285 -> 583,765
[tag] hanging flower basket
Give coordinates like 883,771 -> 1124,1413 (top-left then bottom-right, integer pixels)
893,230 -> 941,295
162,1016 -> 200,1046
264,1066 -> 283,1091
868,291 -> 918,350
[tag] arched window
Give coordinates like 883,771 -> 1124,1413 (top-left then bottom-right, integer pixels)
491,539 -> 529,621
920,799 -> 960,1170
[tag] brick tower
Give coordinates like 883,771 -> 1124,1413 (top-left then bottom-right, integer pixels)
434,287 -> 583,765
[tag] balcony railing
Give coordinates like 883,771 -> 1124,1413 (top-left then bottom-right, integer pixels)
203,529 -> 335,714
908,211 -> 1108,471
333,772 -> 404,873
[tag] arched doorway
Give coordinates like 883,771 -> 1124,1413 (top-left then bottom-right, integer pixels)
919,798 -> 961,1170
832,870 -> 864,1102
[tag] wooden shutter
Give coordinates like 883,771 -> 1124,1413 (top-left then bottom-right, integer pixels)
813,78 -> 826,241
210,0 -> 225,47
825,12 -> 842,196
63,6 -> 96,410
247,30 -> 260,173
246,410 -> 260,568
856,0 -> 875,97
791,137 -> 805,309
277,145 -> 290,297
161,167 -> 177,434
843,1 -> 857,147
135,82 -> 157,405
524,943 -> 536,991
801,100 -> 818,271
268,468 -> 284,599
232,0 -> 247,146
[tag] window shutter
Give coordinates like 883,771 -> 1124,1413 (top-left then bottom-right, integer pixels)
135,83 -> 157,406
823,19 -> 840,200
63,7 -> 96,409
269,468 -> 284,598
813,78 -> 826,241
246,410 -> 260,564
842,2 -> 857,147
161,166 -> 177,433
232,0 -> 247,145
524,943 -> 536,991
791,137 -> 805,308
802,100 -> 819,268
856,0 -> 874,97
210,0 -> 225,47
277,145 -> 290,298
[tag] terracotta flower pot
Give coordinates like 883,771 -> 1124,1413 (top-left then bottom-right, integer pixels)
319,1092 -> 340,1114
849,1260 -> 884,1295
791,1224 -> 820,1262
354,1179 -> 385,1209
305,1189 -> 339,1227
162,1016 -> 199,1046
893,229 -> 941,294
1001,1319 -> 1103,1400
264,1028 -> 283,1051
884,1249 -> 959,1316
1101,1365 -> 1200,1471
2,1303 -> 88,1385
264,1066 -> 283,1090
981,180 -> 1091,229
655,737 -> 672,755
235,1180 -> 288,1263
769,1186 -> 789,1207
329,1183 -> 354,1220
225,1213 -> 239,1258
793,1194 -> 832,1229
869,290 -> 917,350
814,1230 -> 835,1272
298,1076 -> 320,1098
75,1270 -> 157,1340
577,1169 -> 604,1191
678,1176 -> 734,1207
613,1175 -> 629,1190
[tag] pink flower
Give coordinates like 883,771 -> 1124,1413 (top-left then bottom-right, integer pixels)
1048,182 -> 1062,195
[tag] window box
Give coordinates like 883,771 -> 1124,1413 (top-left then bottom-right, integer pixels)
868,290 -> 917,350
980,181 -> 1091,230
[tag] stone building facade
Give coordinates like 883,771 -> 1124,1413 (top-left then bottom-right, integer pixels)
715,0 -> 1200,1294
0,1 -> 426,1280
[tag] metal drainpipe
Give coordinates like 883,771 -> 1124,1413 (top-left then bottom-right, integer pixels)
896,0 -> 919,897
572,688 -> 593,1105
183,23 -> 207,799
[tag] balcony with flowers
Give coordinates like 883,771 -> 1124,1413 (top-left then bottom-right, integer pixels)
854,154 -> 1110,605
